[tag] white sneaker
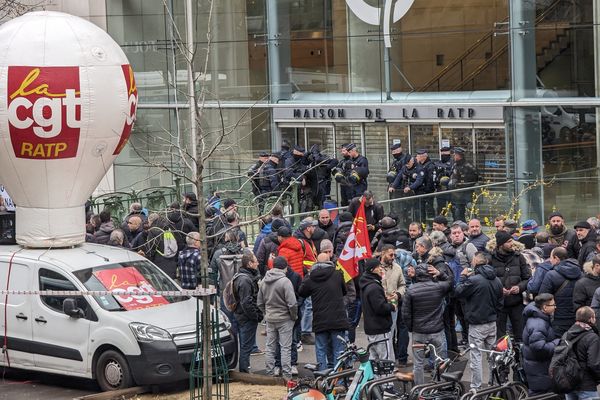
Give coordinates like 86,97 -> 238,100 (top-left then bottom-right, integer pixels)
291,365 -> 299,376
297,342 -> 303,352
273,366 -> 282,377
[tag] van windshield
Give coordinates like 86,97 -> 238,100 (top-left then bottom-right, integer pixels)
73,260 -> 188,311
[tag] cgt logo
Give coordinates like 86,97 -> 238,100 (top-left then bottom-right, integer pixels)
113,64 -> 138,155
346,0 -> 415,48
7,66 -> 81,159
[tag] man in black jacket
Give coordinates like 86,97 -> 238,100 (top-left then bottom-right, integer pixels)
573,255 -> 600,310
298,253 -> 348,371
564,306 -> 600,399
490,230 -> 531,342
234,251 -> 263,374
402,262 -> 452,384
575,221 -> 597,268
546,212 -> 580,259
360,258 -> 397,362
317,209 -> 336,240
348,191 -> 384,242
454,252 -> 503,389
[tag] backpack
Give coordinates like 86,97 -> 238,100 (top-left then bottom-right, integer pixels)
222,272 -> 242,312
218,253 -> 243,292
158,228 -> 178,258
549,332 -> 587,393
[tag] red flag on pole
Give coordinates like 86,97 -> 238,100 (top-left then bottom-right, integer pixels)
336,197 -> 373,282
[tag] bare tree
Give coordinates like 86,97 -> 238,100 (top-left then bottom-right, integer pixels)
0,1 -> 45,22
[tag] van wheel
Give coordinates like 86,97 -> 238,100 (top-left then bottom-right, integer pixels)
96,350 -> 133,391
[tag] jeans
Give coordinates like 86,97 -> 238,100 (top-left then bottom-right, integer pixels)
347,298 -> 361,343
468,322 -> 497,389
395,305 -> 410,362
265,320 -> 294,379
566,391 -> 600,400
301,297 -> 313,334
412,330 -> 447,385
367,332 -> 394,361
497,303 -> 524,342
444,300 -> 458,352
238,320 -> 258,373
315,330 -> 347,371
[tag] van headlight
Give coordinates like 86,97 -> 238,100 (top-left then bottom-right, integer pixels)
130,322 -> 172,342
219,310 -> 232,330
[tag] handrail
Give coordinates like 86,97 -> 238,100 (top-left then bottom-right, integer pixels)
419,0 -> 564,92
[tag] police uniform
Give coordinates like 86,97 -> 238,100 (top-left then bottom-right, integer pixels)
401,158 -> 425,224
416,149 -> 436,221
433,146 -> 454,215
448,147 -> 478,222
247,152 -> 269,197
308,144 -> 338,208
332,143 -> 354,206
347,144 -> 369,198
388,142 -> 411,217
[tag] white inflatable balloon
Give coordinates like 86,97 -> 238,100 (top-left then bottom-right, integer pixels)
0,11 -> 138,248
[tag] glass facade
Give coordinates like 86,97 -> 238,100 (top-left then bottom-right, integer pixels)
100,0 -> 600,223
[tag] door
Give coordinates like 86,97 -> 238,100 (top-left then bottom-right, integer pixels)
0,261 -> 33,367
409,124 -> 439,156
32,267 -> 92,374
440,125 -> 474,161
364,124 -> 389,200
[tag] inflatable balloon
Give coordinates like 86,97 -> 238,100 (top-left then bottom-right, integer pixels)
0,11 -> 137,247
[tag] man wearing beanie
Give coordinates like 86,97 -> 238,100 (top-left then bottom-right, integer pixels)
402,262 -> 452,384
360,257 -> 397,362
257,256 -> 298,379
546,211 -> 580,259
489,230 -> 531,341
575,221 -> 596,268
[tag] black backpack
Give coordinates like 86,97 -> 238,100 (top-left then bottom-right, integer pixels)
549,331 -> 587,393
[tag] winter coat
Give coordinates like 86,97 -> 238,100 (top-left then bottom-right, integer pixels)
167,210 -> 195,252
278,236 -> 307,278
209,241 -> 243,292
573,262 -> 600,310
234,266 -> 263,324
522,303 -> 559,392
547,226 -> 580,259
578,231 -> 597,268
333,221 -> 352,257
415,247 -> 454,288
318,221 -> 336,241
468,232 -> 490,253
564,322 -> 600,392
373,227 -> 410,252
257,268 -> 298,323
256,232 -> 280,276
527,260 -> 553,297
144,216 -> 178,279
253,223 -> 272,255
298,261 -> 348,333
539,258 -> 582,335
182,200 -> 200,229
93,221 -> 115,245
402,269 -> 452,334
487,239 -> 531,307
359,271 -> 395,335
310,228 -> 327,257
454,264 -> 503,325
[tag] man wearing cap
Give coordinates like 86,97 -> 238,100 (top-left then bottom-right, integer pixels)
489,231 -> 531,341
402,261 -> 452,384
574,221 -> 596,268
332,143 -> 354,206
415,149 -> 436,221
257,256 -> 298,379
433,146 -> 454,215
346,143 -> 370,198
448,147 -> 478,223
259,152 -> 283,195
401,157 -> 425,223
360,258 -> 398,362
247,152 -> 270,198
387,142 -> 411,216
518,219 -> 539,249
546,212 -> 580,259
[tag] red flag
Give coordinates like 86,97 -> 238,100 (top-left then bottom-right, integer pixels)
336,197 -> 372,282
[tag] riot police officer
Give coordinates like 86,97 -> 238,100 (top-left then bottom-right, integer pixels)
401,156 -> 425,223
415,149 -> 435,221
331,143 -> 354,206
307,144 -> 338,209
387,142 -> 411,218
433,146 -> 453,215
247,152 -> 270,197
280,139 -> 294,171
448,147 -> 478,222
259,152 -> 283,194
347,143 -> 369,198
282,145 -> 311,210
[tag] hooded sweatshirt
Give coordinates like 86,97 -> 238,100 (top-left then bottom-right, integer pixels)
454,264 -> 503,325
359,271 -> 395,335
257,268 -> 298,323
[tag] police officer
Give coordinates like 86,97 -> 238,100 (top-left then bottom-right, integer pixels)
247,152 -> 270,197
415,149 -> 435,221
282,145 -> 311,210
259,152 -> 283,194
332,143 -> 353,206
401,156 -> 425,224
280,139 -> 294,171
433,146 -> 453,215
347,143 -> 369,199
387,142 -> 411,218
307,144 -> 338,209
448,147 -> 478,223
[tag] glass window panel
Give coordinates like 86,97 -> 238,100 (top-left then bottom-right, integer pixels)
364,124 -> 388,200
410,125 -> 438,154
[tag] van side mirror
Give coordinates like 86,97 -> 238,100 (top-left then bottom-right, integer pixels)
63,298 -> 85,318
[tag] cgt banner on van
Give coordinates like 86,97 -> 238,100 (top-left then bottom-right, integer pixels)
0,12 -> 137,247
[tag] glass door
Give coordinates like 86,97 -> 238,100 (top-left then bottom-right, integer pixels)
409,125 -> 439,156
440,125 -> 474,161
364,124 -> 389,200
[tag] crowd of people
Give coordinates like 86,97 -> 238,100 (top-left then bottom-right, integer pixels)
84,186 -> 600,398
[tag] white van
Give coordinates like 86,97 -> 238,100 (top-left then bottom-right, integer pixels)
0,243 -> 237,391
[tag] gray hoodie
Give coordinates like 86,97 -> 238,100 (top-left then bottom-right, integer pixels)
257,268 -> 298,323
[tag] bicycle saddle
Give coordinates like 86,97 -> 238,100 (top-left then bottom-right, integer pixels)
313,368 -> 335,378
441,371 -> 464,382
395,371 -> 414,382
